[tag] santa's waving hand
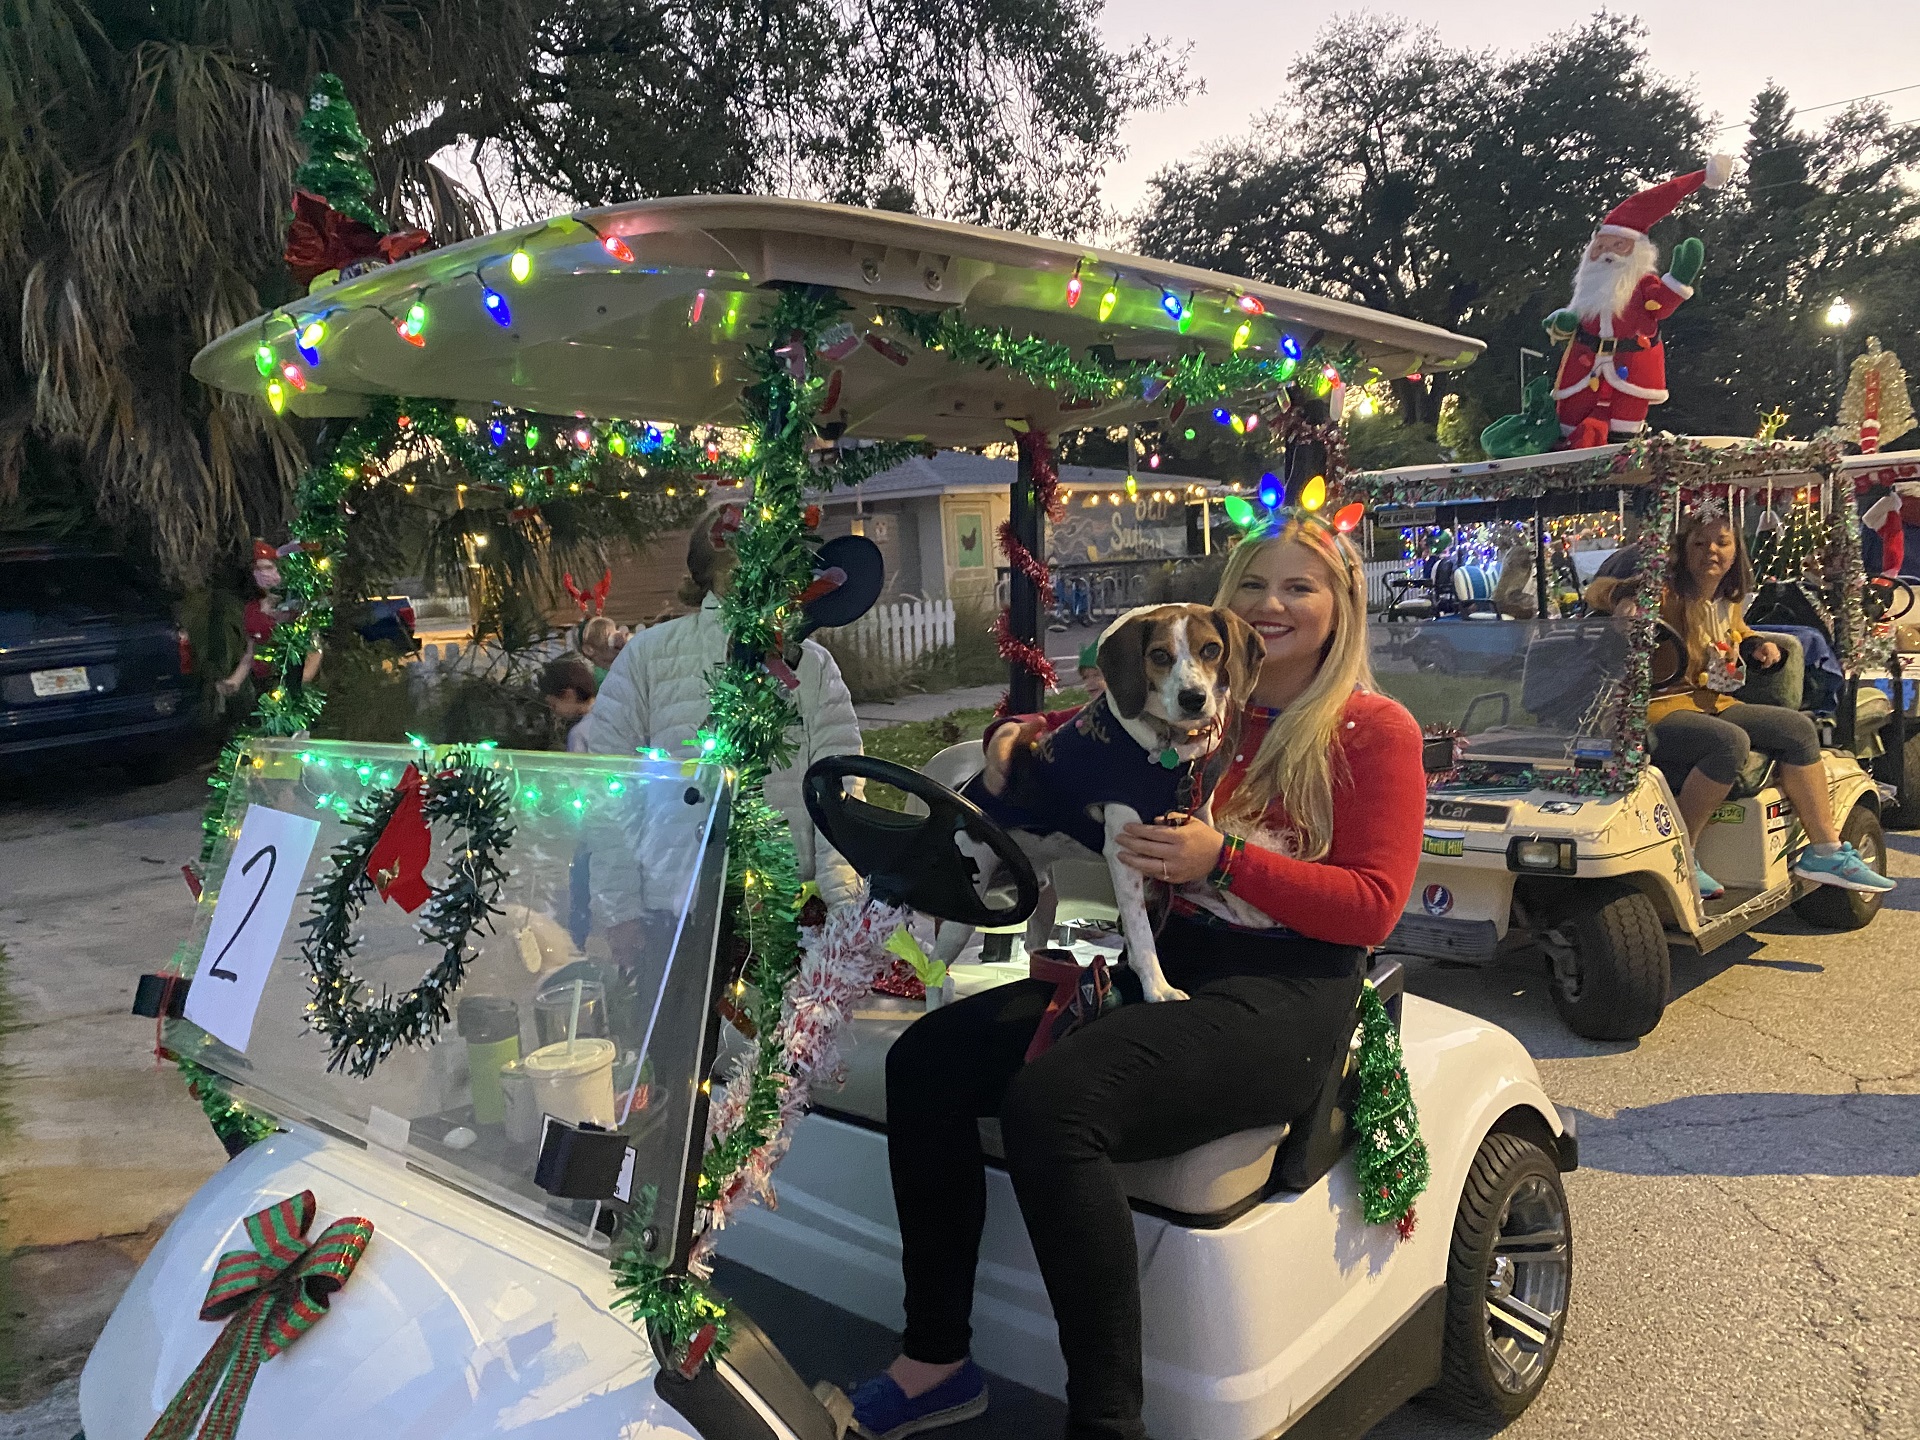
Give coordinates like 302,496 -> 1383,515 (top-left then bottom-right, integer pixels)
1549,155 -> 1733,451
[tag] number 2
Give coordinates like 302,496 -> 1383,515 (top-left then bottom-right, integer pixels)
207,845 -> 278,982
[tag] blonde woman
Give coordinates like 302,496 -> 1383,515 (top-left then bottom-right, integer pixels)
850,518 -> 1426,1440
1588,511 -> 1893,900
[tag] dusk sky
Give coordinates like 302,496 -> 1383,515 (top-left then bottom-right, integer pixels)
1100,1 -> 1920,216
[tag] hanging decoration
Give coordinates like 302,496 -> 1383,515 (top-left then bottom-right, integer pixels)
175,1056 -> 279,1157
142,1191 -> 373,1440
301,744 -> 515,1078
284,75 -> 429,289
993,428 -> 1065,700
1350,985 -> 1431,1238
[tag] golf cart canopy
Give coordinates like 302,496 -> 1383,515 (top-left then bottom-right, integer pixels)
192,196 -> 1482,447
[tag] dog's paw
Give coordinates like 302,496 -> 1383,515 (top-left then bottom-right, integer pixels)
1143,983 -> 1190,1004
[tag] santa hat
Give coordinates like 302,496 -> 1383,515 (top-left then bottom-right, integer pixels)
1597,155 -> 1734,240
251,539 -> 279,564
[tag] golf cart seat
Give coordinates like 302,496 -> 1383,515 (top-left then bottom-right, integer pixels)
1383,569 -> 1436,620
818,960 -> 1404,1228
1453,564 -> 1499,618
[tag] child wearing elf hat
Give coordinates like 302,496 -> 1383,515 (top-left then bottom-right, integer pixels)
1076,639 -> 1105,699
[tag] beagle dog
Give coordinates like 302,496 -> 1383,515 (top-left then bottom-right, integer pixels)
958,603 -> 1264,1003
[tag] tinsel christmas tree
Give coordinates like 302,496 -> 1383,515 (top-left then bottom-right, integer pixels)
1351,984 -> 1430,1237
294,73 -> 386,232
1751,496 -> 1824,584
1838,337 -> 1915,454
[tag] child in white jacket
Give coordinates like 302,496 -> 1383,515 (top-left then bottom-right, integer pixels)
584,513 -> 865,917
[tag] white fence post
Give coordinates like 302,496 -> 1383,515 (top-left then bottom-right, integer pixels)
831,597 -> 958,668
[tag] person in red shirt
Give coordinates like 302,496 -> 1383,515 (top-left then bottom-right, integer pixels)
850,516 -> 1425,1440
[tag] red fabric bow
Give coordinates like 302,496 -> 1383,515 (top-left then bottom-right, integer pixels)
283,191 -> 430,288
364,764 -> 433,912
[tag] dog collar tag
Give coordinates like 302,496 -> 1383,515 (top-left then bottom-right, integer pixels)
1157,747 -> 1180,769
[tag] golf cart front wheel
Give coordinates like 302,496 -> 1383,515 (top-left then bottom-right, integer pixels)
1542,882 -> 1670,1041
1791,803 -> 1888,931
1431,1131 -> 1572,1423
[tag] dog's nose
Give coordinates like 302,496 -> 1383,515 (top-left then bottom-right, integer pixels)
1177,688 -> 1207,716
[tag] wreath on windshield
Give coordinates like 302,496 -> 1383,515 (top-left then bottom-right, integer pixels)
300,745 -> 515,1078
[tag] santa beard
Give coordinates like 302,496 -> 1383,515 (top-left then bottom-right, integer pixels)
1568,235 -> 1659,322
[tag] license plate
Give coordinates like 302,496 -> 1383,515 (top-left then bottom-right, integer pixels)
29,666 -> 89,697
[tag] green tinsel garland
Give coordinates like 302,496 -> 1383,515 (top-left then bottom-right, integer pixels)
1350,984 -> 1431,1233
295,74 -> 385,233
880,306 -> 1367,411
176,1056 -> 278,1153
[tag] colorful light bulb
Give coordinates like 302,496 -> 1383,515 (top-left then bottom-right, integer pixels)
1147,453 -> 1161,469
574,427 -> 592,449
1125,474 -> 1138,500
394,318 -> 425,347
1237,294 -> 1265,316
266,378 -> 286,414
609,431 -> 627,456
1223,495 -> 1256,528
1244,412 -> 1260,432
1212,407 -> 1230,424
524,426 -> 540,451
488,418 -> 508,445
482,287 -> 511,326
279,362 -> 307,392
296,320 -> 326,366
1233,320 -> 1252,351
1066,268 -> 1083,307
1099,284 -> 1119,322
1300,474 -> 1327,511
509,249 -> 533,283
1230,413 -> 1246,434
1281,335 -> 1302,360
254,344 -> 275,376
1160,291 -> 1183,320
1258,473 -> 1282,508
602,234 -> 634,263
1333,501 -> 1365,533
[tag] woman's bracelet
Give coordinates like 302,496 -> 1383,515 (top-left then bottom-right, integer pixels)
1208,835 -> 1245,892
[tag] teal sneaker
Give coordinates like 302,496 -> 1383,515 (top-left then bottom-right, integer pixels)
1694,866 -> 1725,900
1791,843 -> 1895,894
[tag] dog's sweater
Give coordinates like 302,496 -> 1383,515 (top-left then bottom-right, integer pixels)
984,689 -> 1424,949
963,694 -> 1223,854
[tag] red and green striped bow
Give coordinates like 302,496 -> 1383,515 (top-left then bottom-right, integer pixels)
146,1191 -> 374,1440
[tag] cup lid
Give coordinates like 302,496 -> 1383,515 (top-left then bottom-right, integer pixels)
457,994 -> 520,1044
523,1037 -> 615,1078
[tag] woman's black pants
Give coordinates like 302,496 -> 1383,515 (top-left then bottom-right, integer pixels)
883,915 -> 1366,1440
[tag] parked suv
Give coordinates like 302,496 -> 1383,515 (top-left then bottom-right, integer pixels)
0,545 -> 198,781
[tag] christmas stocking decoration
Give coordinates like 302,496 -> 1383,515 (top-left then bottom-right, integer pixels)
1863,493 -> 1905,577
365,764 -> 433,912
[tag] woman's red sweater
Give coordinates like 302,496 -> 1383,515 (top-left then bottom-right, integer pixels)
1203,689 -> 1425,947
991,688 -> 1425,948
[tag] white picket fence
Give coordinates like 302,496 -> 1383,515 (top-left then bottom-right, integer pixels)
829,598 -> 957,666
1362,560 -> 1404,611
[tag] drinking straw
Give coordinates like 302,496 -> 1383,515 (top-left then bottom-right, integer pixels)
566,979 -> 583,1057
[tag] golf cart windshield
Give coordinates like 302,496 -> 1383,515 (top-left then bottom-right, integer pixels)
1370,616 -> 1637,768
164,740 -> 732,1257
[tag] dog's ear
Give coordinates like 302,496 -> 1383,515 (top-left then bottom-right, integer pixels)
1214,608 -> 1266,707
1098,613 -> 1153,719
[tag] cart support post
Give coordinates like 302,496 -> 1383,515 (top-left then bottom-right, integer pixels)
1009,433 -> 1046,714
1534,503 -> 1550,620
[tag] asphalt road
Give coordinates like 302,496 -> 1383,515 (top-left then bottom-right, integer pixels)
2,766 -> 1916,1438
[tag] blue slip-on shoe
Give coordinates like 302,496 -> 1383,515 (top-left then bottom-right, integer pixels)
1694,866 -> 1725,900
849,1360 -> 989,1439
1791,843 -> 1896,893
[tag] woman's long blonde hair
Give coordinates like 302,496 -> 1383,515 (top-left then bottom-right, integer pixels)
1212,518 -> 1375,860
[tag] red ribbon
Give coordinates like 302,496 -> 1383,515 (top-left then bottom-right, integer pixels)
145,1192 -> 372,1440
365,764 -> 433,912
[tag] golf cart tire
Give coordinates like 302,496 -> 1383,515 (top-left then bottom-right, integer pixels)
1873,732 -> 1920,829
1544,882 -> 1669,1041
1431,1131 -> 1571,1424
1791,804 -> 1888,931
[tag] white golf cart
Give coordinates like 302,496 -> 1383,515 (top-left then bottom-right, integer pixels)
84,199 -> 1575,1440
1355,443 -> 1895,1042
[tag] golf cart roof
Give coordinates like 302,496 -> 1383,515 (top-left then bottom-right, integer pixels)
1350,434 -> 1905,507
191,196 -> 1484,448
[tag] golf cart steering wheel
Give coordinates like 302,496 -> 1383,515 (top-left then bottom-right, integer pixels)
803,755 -> 1040,928
1649,618 -> 1689,691
1864,574 -> 1916,624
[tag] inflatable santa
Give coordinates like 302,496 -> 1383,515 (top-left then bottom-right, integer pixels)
1548,156 -> 1733,450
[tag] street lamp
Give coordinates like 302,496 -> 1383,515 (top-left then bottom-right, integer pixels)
1826,297 -> 1853,400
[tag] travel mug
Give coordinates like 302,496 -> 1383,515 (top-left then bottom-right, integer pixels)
457,995 -> 521,1126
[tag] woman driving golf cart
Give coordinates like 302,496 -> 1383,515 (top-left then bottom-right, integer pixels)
1587,509 -> 1895,902
850,515 -> 1427,1440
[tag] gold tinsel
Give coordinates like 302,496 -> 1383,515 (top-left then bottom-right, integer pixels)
1837,336 -> 1916,451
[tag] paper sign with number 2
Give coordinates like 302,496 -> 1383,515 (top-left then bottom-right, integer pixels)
183,804 -> 321,1053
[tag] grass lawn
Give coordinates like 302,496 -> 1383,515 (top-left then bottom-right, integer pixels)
858,689 -> 1088,808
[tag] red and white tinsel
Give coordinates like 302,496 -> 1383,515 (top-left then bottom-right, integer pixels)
993,428 -> 1065,709
690,892 -> 909,1270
